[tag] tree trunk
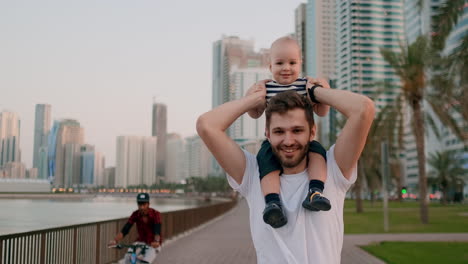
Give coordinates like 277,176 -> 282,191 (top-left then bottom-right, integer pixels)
412,100 -> 429,224
391,161 -> 403,202
441,181 -> 448,205
355,160 -> 364,213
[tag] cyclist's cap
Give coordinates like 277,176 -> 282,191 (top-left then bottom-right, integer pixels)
137,193 -> 150,203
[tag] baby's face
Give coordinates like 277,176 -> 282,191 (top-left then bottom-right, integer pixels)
269,41 -> 302,85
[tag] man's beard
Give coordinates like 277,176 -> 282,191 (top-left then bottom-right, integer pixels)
271,142 -> 308,169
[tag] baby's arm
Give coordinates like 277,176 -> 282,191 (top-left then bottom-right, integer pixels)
245,80 -> 269,119
305,77 -> 330,117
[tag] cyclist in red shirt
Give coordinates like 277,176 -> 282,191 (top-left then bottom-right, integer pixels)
109,193 -> 162,263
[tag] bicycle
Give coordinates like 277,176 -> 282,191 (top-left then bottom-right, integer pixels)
109,243 -> 154,264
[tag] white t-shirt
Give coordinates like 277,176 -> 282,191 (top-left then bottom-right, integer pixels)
227,145 -> 357,264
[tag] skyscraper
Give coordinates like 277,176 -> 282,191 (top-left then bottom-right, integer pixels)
212,36 -> 270,109
335,0 -> 404,103
229,67 -> 271,140
116,136 -> 157,188
53,119 -> 84,187
33,104 -> 51,173
0,111 -> 21,167
152,102 -> 167,179
80,147 -> 95,186
185,135 -> 211,178
295,3 -> 307,76
166,133 -> 187,183
402,0 -> 468,190
303,1 -> 337,146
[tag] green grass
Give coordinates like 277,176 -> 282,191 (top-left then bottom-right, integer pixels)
344,200 -> 468,233
361,241 -> 468,264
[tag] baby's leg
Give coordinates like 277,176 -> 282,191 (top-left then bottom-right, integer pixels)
261,171 -> 280,196
257,140 -> 287,228
302,140 -> 331,211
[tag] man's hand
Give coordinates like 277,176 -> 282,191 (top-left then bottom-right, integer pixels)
246,79 -> 270,119
108,240 -> 117,247
108,232 -> 123,247
305,77 -> 330,117
150,241 -> 161,248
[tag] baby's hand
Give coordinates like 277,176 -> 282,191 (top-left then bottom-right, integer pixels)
246,79 -> 270,119
305,77 -> 330,117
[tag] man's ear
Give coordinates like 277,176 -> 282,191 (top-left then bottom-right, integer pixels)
309,124 -> 316,141
265,129 -> 271,141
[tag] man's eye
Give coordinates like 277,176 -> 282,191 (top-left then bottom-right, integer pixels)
276,62 -> 283,65
274,130 -> 284,134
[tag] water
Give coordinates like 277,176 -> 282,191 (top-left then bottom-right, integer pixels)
0,196 -> 210,236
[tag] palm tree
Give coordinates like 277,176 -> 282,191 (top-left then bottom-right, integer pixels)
429,0 -> 468,142
380,36 -> 431,224
428,150 -> 468,205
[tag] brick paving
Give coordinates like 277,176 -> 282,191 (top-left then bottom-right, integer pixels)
157,199 -> 468,264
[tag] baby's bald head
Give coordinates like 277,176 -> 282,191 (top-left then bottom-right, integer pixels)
270,36 -> 302,60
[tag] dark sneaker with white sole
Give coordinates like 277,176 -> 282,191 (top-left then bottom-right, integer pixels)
302,188 -> 331,211
262,201 -> 288,228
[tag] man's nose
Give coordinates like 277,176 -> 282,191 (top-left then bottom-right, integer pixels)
283,132 -> 294,145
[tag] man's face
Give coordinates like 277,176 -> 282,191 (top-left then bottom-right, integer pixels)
138,202 -> 149,214
269,41 -> 302,85
266,108 -> 315,174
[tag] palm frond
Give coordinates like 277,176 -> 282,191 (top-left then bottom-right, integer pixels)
431,0 -> 466,51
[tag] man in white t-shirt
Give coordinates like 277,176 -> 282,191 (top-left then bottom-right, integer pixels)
196,78 -> 374,264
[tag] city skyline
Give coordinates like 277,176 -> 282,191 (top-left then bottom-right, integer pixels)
0,0 -> 304,168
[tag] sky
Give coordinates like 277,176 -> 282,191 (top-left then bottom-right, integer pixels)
0,0 -> 305,167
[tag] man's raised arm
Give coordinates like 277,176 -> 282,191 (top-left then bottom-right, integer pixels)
310,78 -> 375,179
196,81 -> 267,184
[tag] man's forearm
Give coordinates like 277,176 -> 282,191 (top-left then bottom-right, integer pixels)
312,85 -> 375,179
197,94 -> 263,134
313,87 -> 373,118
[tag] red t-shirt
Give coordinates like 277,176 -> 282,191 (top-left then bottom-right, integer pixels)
127,208 -> 163,245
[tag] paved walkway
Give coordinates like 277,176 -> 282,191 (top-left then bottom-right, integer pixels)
157,199 -> 256,264
157,199 -> 468,264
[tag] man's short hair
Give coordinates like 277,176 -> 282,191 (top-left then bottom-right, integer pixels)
265,91 -> 314,130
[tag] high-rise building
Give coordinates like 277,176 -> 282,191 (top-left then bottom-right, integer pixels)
37,146 -> 48,180
104,167 -> 116,188
152,103 -> 167,179
47,121 -> 61,181
0,111 -> 21,167
335,0 -> 404,103
81,149 -> 95,186
33,104 -> 51,172
229,67 -> 270,140
116,136 -> 157,188
212,36 -> 270,109
53,119 -> 84,187
142,137 -> 157,187
296,3 -> 308,76
305,0 -> 338,146
94,151 -> 105,187
166,133 -> 187,183
402,0 -> 468,190
185,135 -> 211,178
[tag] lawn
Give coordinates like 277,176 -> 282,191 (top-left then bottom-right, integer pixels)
343,200 -> 468,233
361,241 -> 468,264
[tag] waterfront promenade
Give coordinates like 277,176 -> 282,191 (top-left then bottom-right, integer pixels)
158,199 -> 468,264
